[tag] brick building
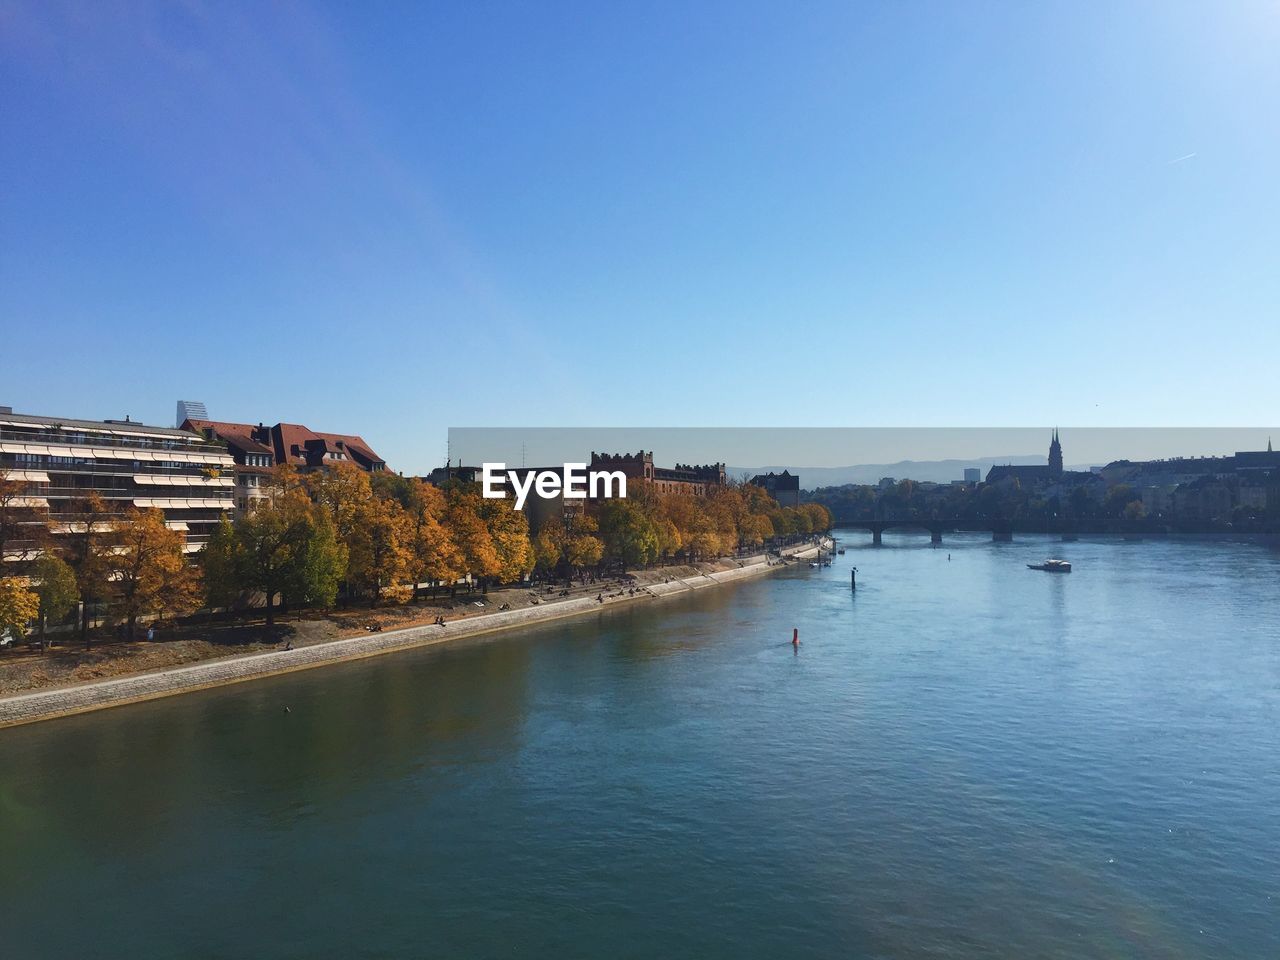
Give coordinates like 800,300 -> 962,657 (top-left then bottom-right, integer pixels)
589,451 -> 726,497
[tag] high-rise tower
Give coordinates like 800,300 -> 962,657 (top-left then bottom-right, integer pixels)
176,400 -> 208,428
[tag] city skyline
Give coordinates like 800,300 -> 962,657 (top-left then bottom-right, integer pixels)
4,2 -> 1279,473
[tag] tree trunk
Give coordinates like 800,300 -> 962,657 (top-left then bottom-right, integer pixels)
265,591 -> 275,628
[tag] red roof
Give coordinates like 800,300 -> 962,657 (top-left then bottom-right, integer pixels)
183,418 -> 387,471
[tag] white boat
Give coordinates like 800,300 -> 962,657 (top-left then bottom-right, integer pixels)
1027,559 -> 1072,572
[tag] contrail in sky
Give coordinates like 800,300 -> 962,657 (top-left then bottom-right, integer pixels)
1167,152 -> 1197,164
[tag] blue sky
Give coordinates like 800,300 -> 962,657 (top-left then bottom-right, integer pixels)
2,1 -> 1277,473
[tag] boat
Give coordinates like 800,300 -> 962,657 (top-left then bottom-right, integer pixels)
837,548 -> 845,555
1027,559 -> 1072,572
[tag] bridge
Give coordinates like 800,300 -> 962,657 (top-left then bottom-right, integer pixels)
833,515 -> 1015,544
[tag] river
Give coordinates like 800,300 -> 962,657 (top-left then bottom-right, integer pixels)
3,533 -> 1278,959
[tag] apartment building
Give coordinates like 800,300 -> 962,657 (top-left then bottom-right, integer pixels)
0,405 -> 234,555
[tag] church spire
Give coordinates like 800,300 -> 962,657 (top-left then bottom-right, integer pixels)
1048,428 -> 1064,478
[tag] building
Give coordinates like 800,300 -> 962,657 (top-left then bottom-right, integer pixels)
424,462 -> 483,487
181,420 -> 277,513
0,405 -> 234,555
986,431 -> 1092,487
963,467 -> 981,484
175,400 -> 208,427
183,415 -> 388,513
749,470 -> 801,507
589,451 -> 726,497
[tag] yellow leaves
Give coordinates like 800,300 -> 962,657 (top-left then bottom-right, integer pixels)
309,461 -> 373,543
407,480 -> 462,584
593,481 -> 828,565
446,487 -> 500,579
0,576 -> 40,637
347,491 -> 414,601
109,508 -> 202,624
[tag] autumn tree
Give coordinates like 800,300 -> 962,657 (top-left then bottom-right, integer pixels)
110,508 -> 202,637
532,515 -> 566,574
564,512 -> 604,571
30,554 -> 79,650
472,496 -> 531,584
348,494 -> 413,606
0,466 -> 49,564
532,511 -> 603,576
62,493 -> 120,648
309,461 -> 372,550
446,487 -> 499,590
404,481 -> 460,600
0,577 -> 39,641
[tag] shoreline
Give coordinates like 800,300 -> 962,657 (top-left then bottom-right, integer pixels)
0,539 -> 828,730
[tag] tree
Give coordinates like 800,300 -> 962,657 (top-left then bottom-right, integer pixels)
62,493 -> 120,649
799,502 -> 831,533
404,481 -> 460,599
202,516 -> 240,610
348,494 -> 413,606
1104,483 -> 1138,519
599,499 -> 659,567
110,508 -> 202,637
212,479 -> 345,626
479,497 -> 534,583
563,511 -> 603,573
565,530 -> 604,570
533,515 -> 566,574
0,466 -> 49,564
0,577 -> 39,641
309,461 -> 372,549
294,513 -> 345,609
30,554 -> 79,651
446,487 -> 500,590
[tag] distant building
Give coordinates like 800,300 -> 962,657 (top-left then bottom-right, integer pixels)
1,405 -> 234,555
748,470 -> 800,507
590,451 -> 725,497
963,467 -> 981,484
175,400 -> 208,427
986,431 -> 1091,487
183,418 -> 387,474
183,414 -> 388,514
424,462 -> 482,487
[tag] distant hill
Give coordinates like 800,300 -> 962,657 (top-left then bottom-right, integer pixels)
730,456 -> 1096,490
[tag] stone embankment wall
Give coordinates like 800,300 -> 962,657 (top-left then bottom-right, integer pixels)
0,538 -> 830,729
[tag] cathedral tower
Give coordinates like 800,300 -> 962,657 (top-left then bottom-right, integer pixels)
1048,428 -> 1063,478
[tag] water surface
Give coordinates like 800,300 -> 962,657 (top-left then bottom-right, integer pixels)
3,534 -> 1278,959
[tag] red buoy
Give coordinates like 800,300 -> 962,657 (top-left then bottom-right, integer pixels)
792,627 -> 799,646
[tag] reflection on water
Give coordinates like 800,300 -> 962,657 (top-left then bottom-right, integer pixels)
3,534 -> 1279,959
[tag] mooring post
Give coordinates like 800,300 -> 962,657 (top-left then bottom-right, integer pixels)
851,567 -> 857,591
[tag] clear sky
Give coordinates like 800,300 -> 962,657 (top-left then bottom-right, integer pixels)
2,1 -> 1278,474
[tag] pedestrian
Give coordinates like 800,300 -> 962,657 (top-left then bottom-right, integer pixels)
146,625 -> 155,642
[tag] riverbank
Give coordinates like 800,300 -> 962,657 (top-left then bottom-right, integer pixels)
0,539 -> 829,729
